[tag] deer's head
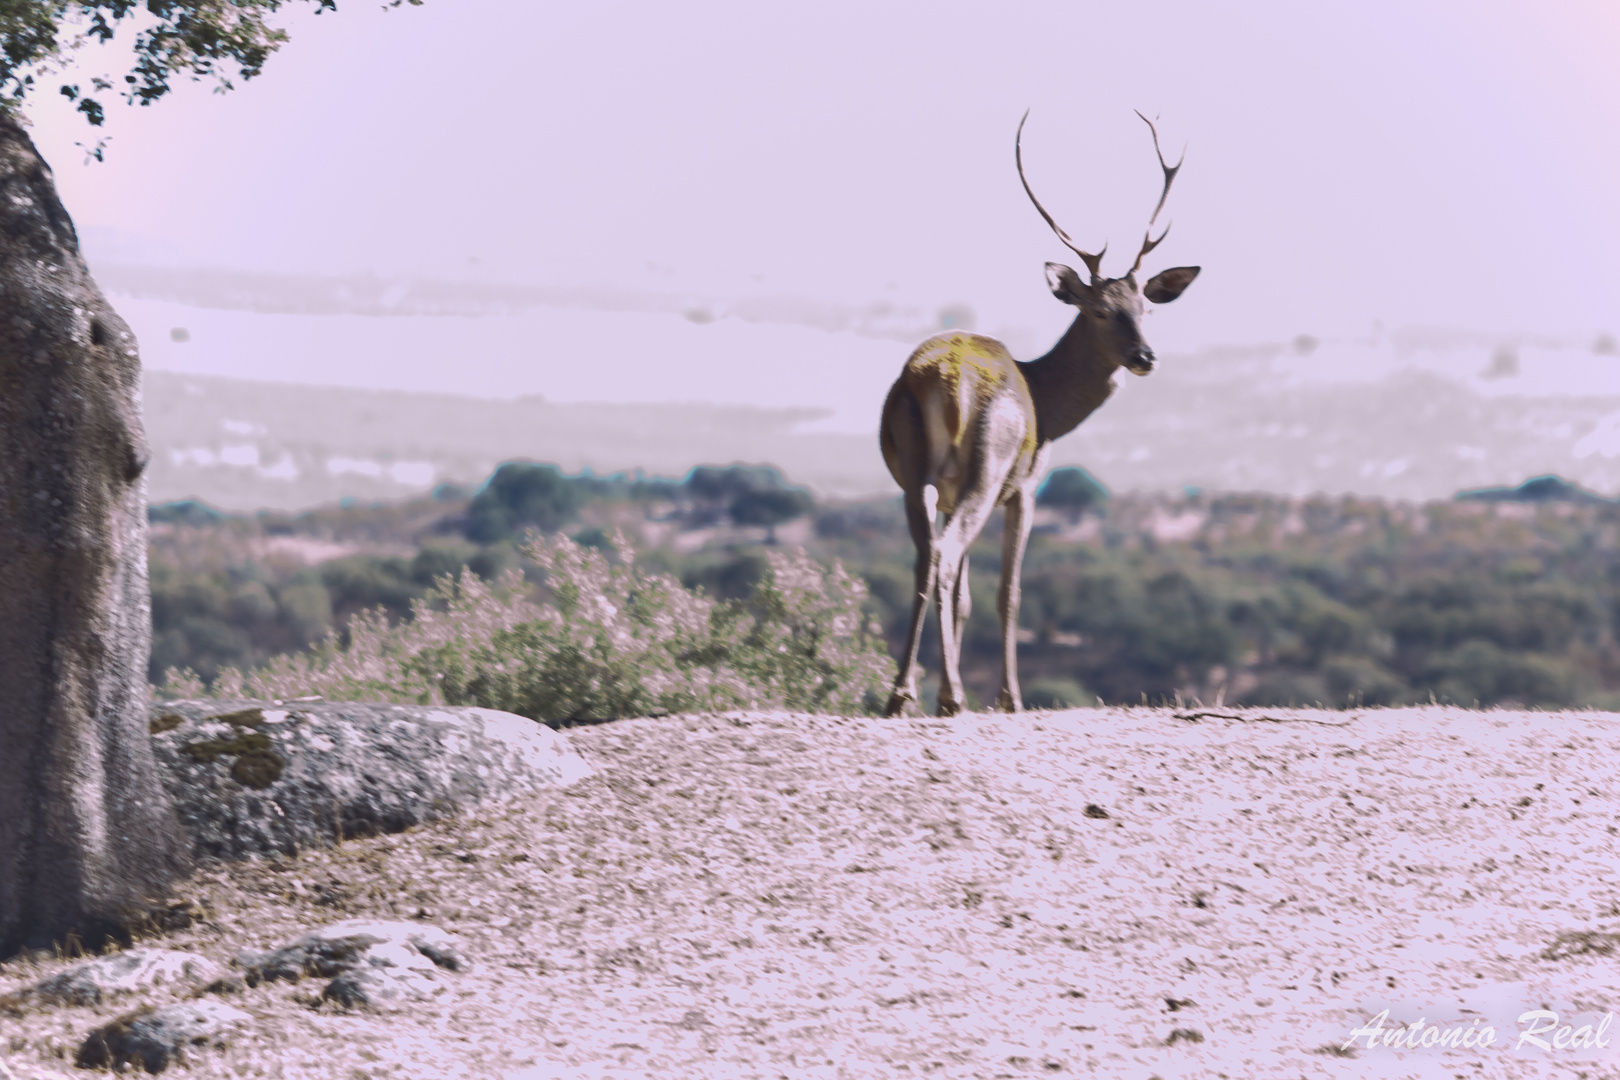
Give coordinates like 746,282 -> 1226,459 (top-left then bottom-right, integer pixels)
1018,110 -> 1201,376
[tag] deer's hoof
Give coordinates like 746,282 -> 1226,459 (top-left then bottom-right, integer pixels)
995,691 -> 1022,713
884,690 -> 917,718
937,697 -> 964,718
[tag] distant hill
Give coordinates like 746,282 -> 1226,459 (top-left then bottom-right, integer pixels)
143,342 -> 1620,512
1044,346 -> 1620,503
142,370 -> 884,511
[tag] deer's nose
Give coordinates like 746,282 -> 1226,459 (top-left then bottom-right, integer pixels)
1126,347 -> 1155,375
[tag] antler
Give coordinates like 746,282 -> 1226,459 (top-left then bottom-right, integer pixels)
1129,110 -> 1184,276
1016,110 -> 1106,282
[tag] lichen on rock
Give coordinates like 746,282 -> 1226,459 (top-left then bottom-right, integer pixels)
149,700 -> 592,860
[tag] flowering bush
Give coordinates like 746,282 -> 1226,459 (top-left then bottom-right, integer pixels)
159,533 -> 895,721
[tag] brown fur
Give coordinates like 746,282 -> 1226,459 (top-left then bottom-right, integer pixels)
880,261 -> 1199,717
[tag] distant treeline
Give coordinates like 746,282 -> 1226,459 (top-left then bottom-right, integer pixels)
149,463 -> 1620,711
451,462 -> 815,543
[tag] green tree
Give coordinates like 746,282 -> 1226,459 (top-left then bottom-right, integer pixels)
466,462 -> 588,543
1037,467 -> 1109,521
686,464 -> 786,504
729,487 -> 814,543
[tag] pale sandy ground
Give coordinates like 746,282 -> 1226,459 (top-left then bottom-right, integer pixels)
2,706 -> 1619,1080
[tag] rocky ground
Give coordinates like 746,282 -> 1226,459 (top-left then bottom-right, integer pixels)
2,705 -> 1618,1079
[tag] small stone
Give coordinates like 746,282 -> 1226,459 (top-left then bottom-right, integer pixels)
19,949 -> 224,1007
76,999 -> 250,1073
322,945 -> 443,1010
403,923 -> 471,972
238,920 -> 471,1005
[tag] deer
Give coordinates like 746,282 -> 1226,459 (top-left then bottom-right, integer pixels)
878,110 -> 1201,717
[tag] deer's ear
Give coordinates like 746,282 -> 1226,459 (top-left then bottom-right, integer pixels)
1144,266 -> 1200,304
1045,263 -> 1089,306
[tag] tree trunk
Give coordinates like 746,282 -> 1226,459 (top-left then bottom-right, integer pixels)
0,115 -> 188,957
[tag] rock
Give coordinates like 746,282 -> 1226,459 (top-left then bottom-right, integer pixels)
14,948 -> 223,1008
320,944 -> 444,1009
238,920 -> 469,1010
148,701 -> 592,860
75,999 -> 250,1073
0,112 -> 189,959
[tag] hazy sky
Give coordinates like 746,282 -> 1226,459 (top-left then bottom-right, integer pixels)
22,0 -> 1620,418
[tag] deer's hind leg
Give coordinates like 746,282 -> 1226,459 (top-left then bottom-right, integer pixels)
934,546 -> 972,713
951,552 -> 971,660
886,483 -> 940,717
932,421 -> 1025,714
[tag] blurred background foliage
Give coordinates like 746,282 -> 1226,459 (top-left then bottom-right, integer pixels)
148,461 -> 1620,712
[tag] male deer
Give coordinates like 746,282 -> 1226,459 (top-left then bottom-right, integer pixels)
879,111 -> 1201,717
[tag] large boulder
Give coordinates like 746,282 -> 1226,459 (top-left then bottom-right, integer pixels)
0,114 -> 188,957
148,700 -> 592,860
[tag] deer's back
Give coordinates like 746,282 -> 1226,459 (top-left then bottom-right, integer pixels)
881,332 -> 1038,511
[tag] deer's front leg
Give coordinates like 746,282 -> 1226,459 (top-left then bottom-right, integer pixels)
994,486 -> 1036,712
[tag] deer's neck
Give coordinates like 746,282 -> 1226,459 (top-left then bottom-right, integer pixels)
1016,314 -> 1119,445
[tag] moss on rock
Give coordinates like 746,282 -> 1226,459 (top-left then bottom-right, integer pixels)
183,731 -> 285,790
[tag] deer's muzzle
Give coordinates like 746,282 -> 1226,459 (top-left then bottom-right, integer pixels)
1125,348 -> 1155,375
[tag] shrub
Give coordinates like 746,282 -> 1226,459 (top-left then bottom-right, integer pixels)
1319,655 -> 1412,707
1239,670 -> 1333,708
685,464 -> 786,504
465,462 -> 588,543
147,563 -> 334,685
161,534 -> 896,722
319,555 -> 421,625
730,488 -> 815,540
1422,640 -> 1589,708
